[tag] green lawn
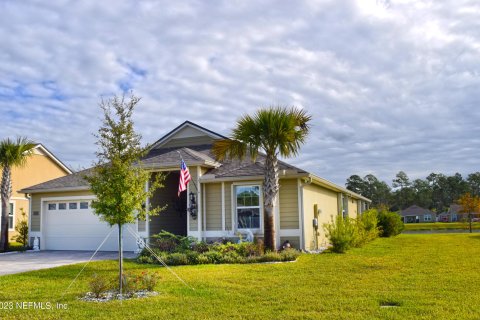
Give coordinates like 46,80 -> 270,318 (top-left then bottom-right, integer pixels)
403,222 -> 480,231
1,234 -> 480,319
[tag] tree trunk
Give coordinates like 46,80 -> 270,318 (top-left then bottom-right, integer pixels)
0,166 -> 12,251
263,154 -> 279,251
469,213 -> 472,233
118,224 -> 123,294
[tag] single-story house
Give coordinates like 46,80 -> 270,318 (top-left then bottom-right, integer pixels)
399,205 -> 436,223
0,144 -> 71,240
20,121 -> 371,251
438,204 -> 480,222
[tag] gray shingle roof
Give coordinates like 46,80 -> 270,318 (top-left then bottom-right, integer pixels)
399,205 -> 435,216
19,168 -> 92,193
20,144 -> 308,193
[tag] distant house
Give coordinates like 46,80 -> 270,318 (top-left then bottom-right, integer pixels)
438,204 -> 480,222
399,205 -> 436,223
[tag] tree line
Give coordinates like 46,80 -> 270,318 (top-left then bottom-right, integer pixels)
346,171 -> 480,212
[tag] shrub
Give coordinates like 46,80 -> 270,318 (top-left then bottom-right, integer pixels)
140,271 -> 160,291
197,254 -> 211,264
166,253 -> 189,266
186,251 -> 200,264
89,273 -> 110,298
203,251 -> 223,264
377,210 -> 404,237
279,248 -> 300,261
14,208 -> 29,248
137,255 -> 154,264
352,209 -> 380,247
323,215 -> 355,253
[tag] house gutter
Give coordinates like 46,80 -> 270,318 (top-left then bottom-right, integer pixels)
19,186 -> 91,194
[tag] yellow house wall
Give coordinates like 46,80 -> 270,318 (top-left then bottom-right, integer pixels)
8,153 -> 69,239
302,183 -> 340,250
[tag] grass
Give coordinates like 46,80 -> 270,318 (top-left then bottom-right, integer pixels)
403,222 -> 480,231
1,234 -> 480,319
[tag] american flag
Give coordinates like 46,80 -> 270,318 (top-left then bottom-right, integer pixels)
178,159 -> 191,196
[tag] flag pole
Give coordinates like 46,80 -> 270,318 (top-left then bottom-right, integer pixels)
177,150 -> 199,192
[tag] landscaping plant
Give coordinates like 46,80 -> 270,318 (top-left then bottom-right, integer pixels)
14,208 -> 29,249
376,209 -> 404,237
323,215 -> 355,253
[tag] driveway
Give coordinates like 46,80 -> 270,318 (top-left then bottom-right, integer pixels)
0,251 -> 137,276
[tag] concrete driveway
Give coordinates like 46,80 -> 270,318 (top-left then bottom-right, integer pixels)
0,251 -> 137,276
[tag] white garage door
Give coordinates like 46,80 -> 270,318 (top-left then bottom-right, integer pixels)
44,200 -> 137,251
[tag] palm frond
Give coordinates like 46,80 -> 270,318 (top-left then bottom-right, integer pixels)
0,137 -> 36,168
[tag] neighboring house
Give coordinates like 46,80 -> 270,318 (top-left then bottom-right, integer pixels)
399,205 -> 436,223
0,144 -> 72,240
439,204 -> 480,222
20,121 -> 371,252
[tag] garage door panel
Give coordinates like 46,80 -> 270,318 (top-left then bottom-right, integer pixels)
44,202 -> 138,251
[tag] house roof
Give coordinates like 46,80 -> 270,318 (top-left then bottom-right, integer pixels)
20,168 -> 91,193
20,121 -> 371,202
400,205 -> 435,217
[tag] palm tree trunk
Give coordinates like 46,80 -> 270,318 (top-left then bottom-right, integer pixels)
0,165 -> 12,251
263,154 -> 279,251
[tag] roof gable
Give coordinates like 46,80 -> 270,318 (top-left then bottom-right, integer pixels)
33,144 -> 72,174
151,121 -> 227,149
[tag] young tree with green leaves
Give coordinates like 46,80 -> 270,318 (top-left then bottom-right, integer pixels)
0,137 -> 36,251
85,94 -> 163,294
212,107 -> 311,251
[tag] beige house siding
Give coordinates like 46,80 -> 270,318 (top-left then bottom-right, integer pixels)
302,184 -> 340,250
348,197 -> 358,218
205,183 -> 222,230
161,136 -> 215,148
279,179 -> 299,229
224,182 -> 232,231
30,190 -> 94,232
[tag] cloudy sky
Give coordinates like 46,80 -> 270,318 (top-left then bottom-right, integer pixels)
1,0 -> 479,186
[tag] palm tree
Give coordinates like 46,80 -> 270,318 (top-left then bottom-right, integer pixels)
212,107 -> 311,251
0,137 -> 36,251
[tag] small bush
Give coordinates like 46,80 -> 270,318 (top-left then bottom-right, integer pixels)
203,251 -> 223,264
137,255 -> 154,264
323,215 -> 355,253
186,251 -> 200,264
89,273 -> 110,298
377,210 -> 404,237
140,271 -> 160,291
279,248 -> 300,261
166,253 -> 189,266
197,254 -> 211,264
352,210 -> 380,247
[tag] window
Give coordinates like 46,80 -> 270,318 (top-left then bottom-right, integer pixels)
80,202 -> 89,209
424,214 -> 432,222
69,202 -> 78,210
236,185 -> 261,229
48,203 -> 57,210
8,203 -> 14,230
58,203 -> 67,210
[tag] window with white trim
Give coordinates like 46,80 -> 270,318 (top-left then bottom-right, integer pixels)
424,214 -> 432,222
8,203 -> 14,230
235,185 -> 261,229
80,202 -> 89,209
48,203 -> 57,210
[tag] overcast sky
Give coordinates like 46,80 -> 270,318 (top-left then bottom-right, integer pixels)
1,0 -> 479,186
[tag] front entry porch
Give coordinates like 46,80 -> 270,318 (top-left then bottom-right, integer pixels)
148,172 -> 188,237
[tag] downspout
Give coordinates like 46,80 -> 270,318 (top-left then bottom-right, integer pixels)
27,193 -> 32,246
298,179 -> 306,251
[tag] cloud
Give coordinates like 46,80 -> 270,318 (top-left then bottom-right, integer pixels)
0,0 -> 479,185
